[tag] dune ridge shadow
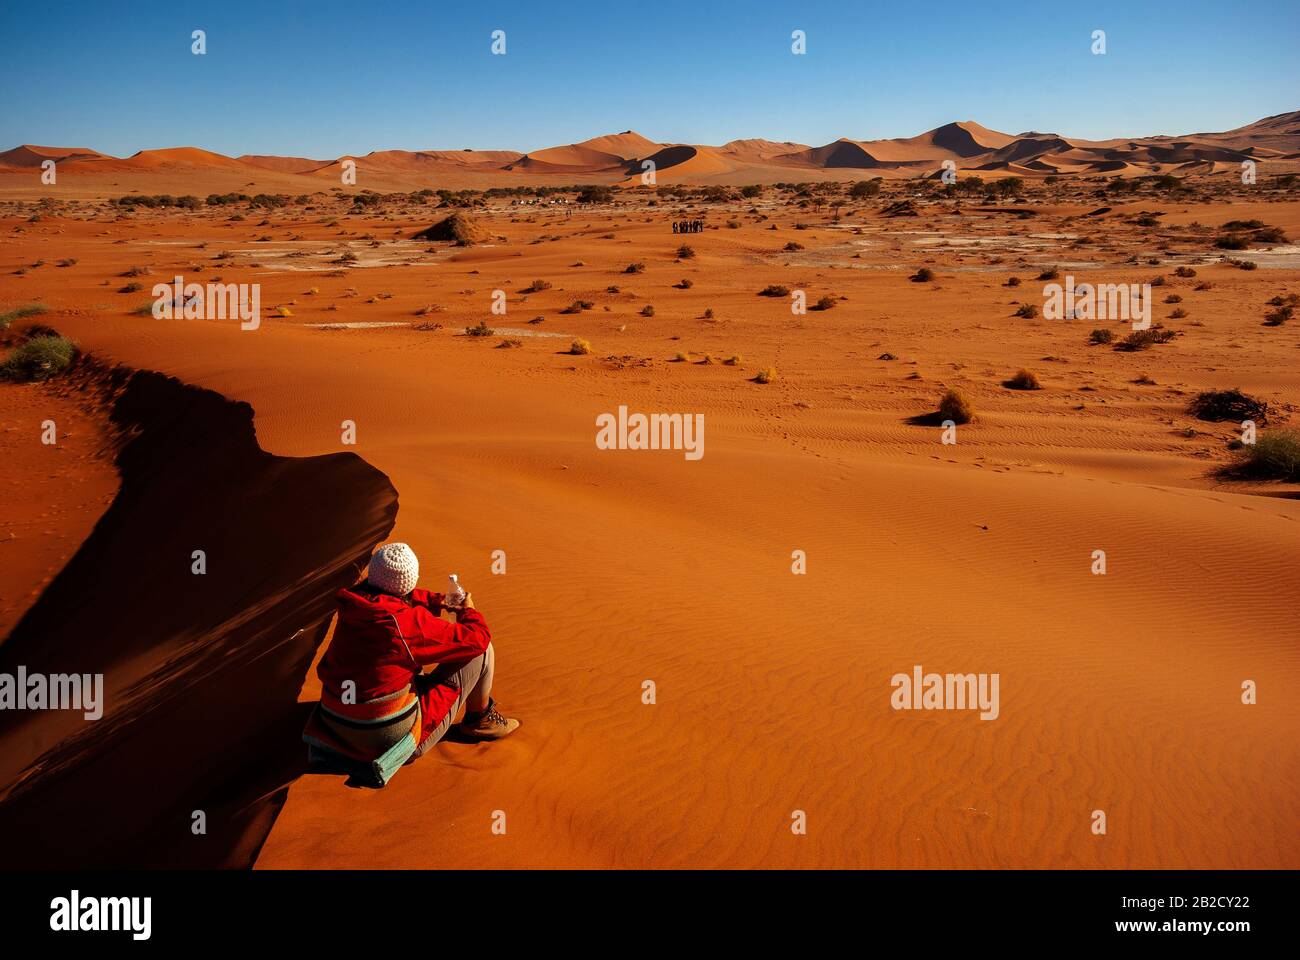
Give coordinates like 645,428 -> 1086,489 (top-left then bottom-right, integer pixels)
0,359 -> 397,868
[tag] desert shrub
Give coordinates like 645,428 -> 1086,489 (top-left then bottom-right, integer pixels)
0,303 -> 48,330
465,320 -> 494,337
1014,303 -> 1038,319
624,262 -> 645,274
723,355 -> 742,365
754,366 -> 777,384
758,284 -> 790,297
911,268 -> 935,283
1215,234 -> 1249,250
1165,294 -> 1183,303
522,279 -> 552,293
1174,266 -> 1197,278
937,388 -> 973,424
783,241 -> 804,252
1150,275 -> 1167,286
1188,389 -> 1269,424
120,265 -> 152,277
1222,432 -> 1300,481
57,258 -> 77,268
703,308 -> 715,319
1117,326 -> 1175,350
1005,276 -> 1021,287
569,338 -> 592,355
1264,306 -> 1293,326
0,335 -> 77,382
1254,226 -> 1287,244
1004,369 -> 1041,390
677,245 -> 695,259
1169,307 -> 1187,319
1037,266 -> 1060,281
675,279 -> 693,289
1089,328 -> 1114,345
412,212 -> 488,246
640,305 -> 655,317
813,296 -> 836,311
496,338 -> 523,349
673,351 -> 689,362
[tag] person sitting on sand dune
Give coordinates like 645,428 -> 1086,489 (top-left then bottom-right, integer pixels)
315,542 -> 520,762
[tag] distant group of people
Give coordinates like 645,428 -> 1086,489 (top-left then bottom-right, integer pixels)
672,219 -> 704,234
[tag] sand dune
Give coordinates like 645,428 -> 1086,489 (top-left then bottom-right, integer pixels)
2,185 -> 1296,867
0,360 -> 396,867
6,112 -> 1296,197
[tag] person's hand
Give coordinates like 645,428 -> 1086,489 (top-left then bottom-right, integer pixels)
459,592 -> 475,611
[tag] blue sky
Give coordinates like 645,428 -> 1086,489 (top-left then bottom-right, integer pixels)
1,0 -> 1296,157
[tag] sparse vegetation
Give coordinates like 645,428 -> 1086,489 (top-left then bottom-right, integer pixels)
754,366 -> 776,384
1004,369 -> 1041,390
911,268 -> 935,283
937,388 -> 973,424
624,262 -> 646,274
1188,388 -> 1269,424
413,212 -> 489,246
522,279 -> 552,293
1014,303 -> 1038,319
758,284 -> 790,297
1089,328 -> 1114,345
465,320 -> 494,337
1221,432 -> 1300,482
677,245 -> 695,259
0,304 -> 49,330
0,334 -> 77,382
569,338 -> 592,355
1116,328 -> 1176,351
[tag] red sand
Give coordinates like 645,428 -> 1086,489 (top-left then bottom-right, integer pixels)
1,175 -> 1298,868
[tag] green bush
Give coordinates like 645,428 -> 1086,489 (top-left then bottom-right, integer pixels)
0,303 -> 48,330
0,335 -> 77,382
1224,432 -> 1300,481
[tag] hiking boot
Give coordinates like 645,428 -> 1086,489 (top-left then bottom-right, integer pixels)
459,699 -> 520,741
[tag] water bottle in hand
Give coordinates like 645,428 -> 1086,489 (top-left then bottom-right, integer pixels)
446,574 -> 467,607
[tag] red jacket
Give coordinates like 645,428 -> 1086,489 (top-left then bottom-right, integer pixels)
318,585 -> 492,736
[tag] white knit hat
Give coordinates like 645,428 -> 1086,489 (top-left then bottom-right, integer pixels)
367,542 -> 419,596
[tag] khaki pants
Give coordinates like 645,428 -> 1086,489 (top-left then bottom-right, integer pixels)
412,642 -> 495,757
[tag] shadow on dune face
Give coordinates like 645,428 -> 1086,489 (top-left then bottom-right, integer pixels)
0,360 -> 397,868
